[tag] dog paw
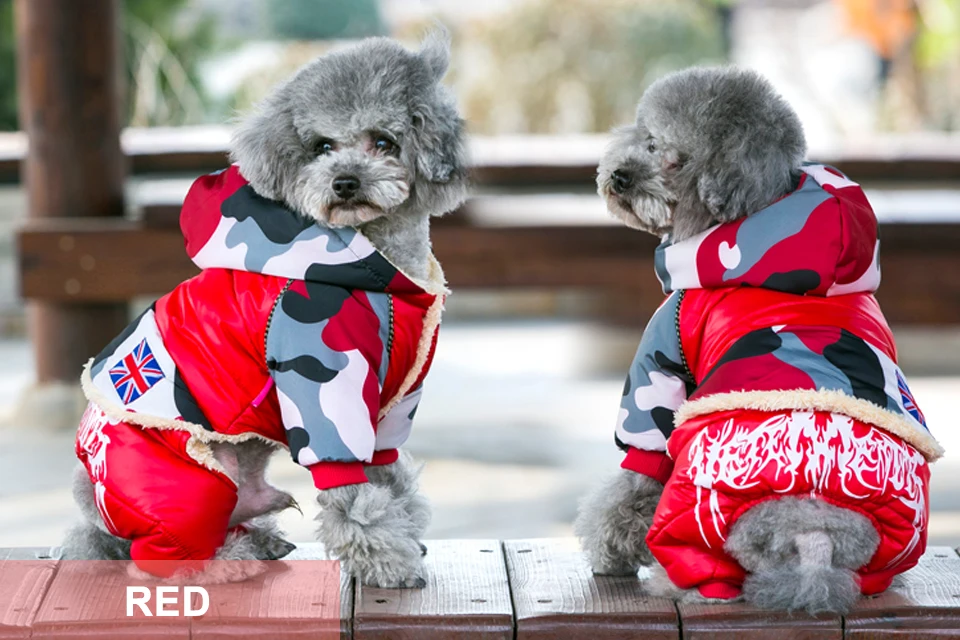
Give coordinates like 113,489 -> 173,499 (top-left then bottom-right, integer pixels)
260,538 -> 297,560
590,560 -> 640,577
194,560 -> 269,584
361,565 -> 427,589
400,575 -> 427,589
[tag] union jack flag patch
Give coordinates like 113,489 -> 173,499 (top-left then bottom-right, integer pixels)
109,339 -> 165,404
897,371 -> 926,428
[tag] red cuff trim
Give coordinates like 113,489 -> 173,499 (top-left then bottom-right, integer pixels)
369,449 -> 399,466
621,448 -> 674,485
310,461 -> 368,490
697,581 -> 742,600
308,450 -> 400,490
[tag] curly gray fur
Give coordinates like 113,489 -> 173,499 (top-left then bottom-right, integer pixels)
598,66 -> 806,242
230,28 -> 468,282
365,450 -> 432,543
574,469 -> 663,575
316,481 -> 427,588
725,497 -> 880,614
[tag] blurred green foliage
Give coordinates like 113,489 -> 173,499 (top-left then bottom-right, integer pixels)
0,0 -> 16,131
453,0 -> 726,134
0,0 -> 217,130
265,0 -> 384,40
124,0 -> 218,126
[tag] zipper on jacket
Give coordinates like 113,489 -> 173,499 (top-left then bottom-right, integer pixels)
386,293 -> 395,356
264,278 -> 295,365
675,289 -> 695,383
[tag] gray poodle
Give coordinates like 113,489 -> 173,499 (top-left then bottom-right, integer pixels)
64,31 -> 466,588
576,66 -> 883,613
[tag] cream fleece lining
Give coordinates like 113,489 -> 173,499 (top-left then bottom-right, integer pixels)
80,361 -> 286,485
674,388 -> 944,462
377,251 -> 448,419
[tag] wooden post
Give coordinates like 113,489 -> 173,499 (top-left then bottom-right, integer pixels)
14,0 -> 128,386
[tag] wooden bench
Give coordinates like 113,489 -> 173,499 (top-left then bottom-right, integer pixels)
16,200 -> 960,325
3,540 -> 960,638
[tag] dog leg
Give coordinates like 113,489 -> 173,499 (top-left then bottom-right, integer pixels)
212,440 -> 300,528
575,468 -> 663,575
364,451 -> 431,556
241,516 -> 298,560
724,497 -> 879,614
124,527 -> 271,585
315,483 -> 426,588
62,464 -> 132,560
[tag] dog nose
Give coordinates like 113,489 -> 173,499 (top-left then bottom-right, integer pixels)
332,176 -> 361,199
611,170 -> 632,194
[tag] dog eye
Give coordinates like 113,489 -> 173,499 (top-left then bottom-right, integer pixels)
647,141 -> 657,153
374,136 -> 398,155
314,139 -> 335,155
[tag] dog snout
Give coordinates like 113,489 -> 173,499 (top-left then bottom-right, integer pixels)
611,169 -> 632,194
332,175 -> 361,199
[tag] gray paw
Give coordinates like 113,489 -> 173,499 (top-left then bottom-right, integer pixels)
591,561 -> 640,576
316,483 -> 428,589
261,538 -> 297,560
401,576 -> 427,589
575,469 -> 663,575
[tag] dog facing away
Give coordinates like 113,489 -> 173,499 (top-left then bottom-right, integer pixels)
576,66 -> 941,613
63,31 -> 467,588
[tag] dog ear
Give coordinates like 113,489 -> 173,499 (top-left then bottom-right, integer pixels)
407,28 -> 466,187
692,81 -> 806,223
418,26 -> 451,84
694,144 -> 801,223
229,100 -> 309,201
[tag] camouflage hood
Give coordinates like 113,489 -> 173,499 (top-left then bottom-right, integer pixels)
180,165 -> 438,296
654,164 -> 880,297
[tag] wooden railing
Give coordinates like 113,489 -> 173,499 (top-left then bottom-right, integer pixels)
9,128 -> 960,383
3,540 -> 960,638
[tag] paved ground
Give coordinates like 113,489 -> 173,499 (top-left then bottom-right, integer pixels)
2,321 -> 959,549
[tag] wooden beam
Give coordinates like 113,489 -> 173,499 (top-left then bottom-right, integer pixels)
14,0 -> 128,383
2,132 -> 960,186
353,540 -> 514,640
17,218 -> 960,324
504,539 -> 679,639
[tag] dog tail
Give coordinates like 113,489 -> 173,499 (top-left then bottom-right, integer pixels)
725,497 -> 879,615
741,531 -> 859,614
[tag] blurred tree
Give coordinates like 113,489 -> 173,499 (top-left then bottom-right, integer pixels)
124,0 -> 219,126
913,0 -> 960,129
0,0 -> 218,130
448,0 -> 726,134
265,0 -> 384,40
0,0 -> 15,130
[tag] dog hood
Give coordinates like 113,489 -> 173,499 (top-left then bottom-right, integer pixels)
180,165 -> 442,296
655,164 -> 880,297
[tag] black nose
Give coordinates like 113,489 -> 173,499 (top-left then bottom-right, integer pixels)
611,169 -> 632,194
332,176 -> 361,199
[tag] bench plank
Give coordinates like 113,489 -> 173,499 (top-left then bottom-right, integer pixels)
17,218 -> 960,324
353,539 -> 513,640
843,546 -> 960,638
31,560 -> 190,639
191,544 -> 347,640
0,550 -> 59,639
504,538 -> 679,639
678,586 -> 842,639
